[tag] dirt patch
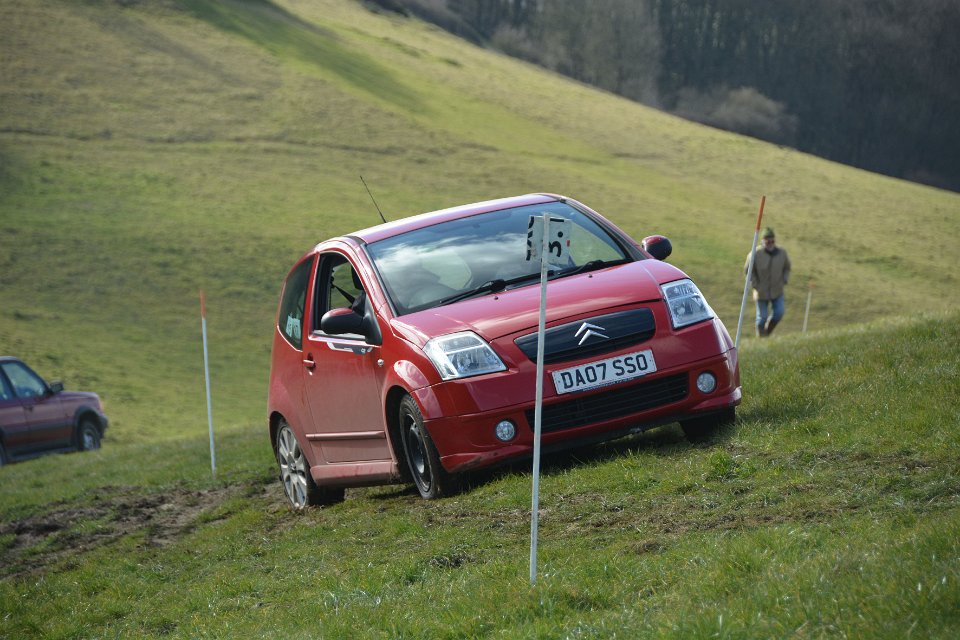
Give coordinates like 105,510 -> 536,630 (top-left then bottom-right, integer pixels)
0,485 -> 237,579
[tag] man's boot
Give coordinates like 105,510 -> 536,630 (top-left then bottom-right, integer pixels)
756,322 -> 767,337
765,318 -> 779,336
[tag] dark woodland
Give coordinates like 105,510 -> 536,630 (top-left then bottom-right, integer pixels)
380,0 -> 960,192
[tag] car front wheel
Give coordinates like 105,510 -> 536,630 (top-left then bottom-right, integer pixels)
275,420 -> 344,509
78,419 -> 101,451
399,395 -> 457,499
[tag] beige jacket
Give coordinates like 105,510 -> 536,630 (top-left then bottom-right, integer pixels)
745,246 -> 791,300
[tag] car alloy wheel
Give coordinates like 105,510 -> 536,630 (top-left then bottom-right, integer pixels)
277,424 -> 310,509
78,420 -> 101,451
275,420 -> 345,509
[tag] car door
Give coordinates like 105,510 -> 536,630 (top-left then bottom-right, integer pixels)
272,255 -> 317,440
0,361 -> 72,453
0,370 -> 28,457
301,251 -> 389,463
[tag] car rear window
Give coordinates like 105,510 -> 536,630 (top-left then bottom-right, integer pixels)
278,257 -> 314,349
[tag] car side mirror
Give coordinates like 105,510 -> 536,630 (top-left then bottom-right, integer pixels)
48,381 -> 64,394
642,235 -> 672,261
321,307 -> 364,336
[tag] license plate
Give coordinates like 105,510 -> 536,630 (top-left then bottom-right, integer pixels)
552,349 -> 657,395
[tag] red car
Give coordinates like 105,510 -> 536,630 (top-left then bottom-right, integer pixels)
0,357 -> 108,466
268,194 -> 740,507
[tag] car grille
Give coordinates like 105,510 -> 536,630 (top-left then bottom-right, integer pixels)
525,373 -> 688,433
514,308 -> 656,365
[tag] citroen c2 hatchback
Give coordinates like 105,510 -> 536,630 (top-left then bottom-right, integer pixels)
268,194 -> 740,507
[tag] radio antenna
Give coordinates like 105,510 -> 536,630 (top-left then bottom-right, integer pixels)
360,175 -> 387,224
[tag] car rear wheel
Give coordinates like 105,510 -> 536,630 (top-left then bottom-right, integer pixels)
399,395 -> 457,499
78,419 -> 101,451
275,420 -> 345,509
680,406 -> 736,442
0,441 -> 6,466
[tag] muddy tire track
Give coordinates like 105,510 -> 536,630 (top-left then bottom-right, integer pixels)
0,485 -> 239,579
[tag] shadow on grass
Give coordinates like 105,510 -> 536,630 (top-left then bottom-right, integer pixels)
360,418 -> 743,503
453,419 -> 741,496
736,401 -> 822,428
175,0 -> 421,111
538,419 -> 739,472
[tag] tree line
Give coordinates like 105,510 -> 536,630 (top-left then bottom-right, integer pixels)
377,0 -> 960,191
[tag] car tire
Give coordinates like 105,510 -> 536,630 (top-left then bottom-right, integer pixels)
78,419 -> 102,451
680,406 -> 736,442
275,420 -> 345,509
399,395 -> 457,499
0,441 -> 6,466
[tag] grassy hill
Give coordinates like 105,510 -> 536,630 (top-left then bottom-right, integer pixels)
2,0 -> 958,442
1,0 -> 959,636
1,312 -> 958,637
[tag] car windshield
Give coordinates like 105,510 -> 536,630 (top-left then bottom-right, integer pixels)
366,202 -> 631,315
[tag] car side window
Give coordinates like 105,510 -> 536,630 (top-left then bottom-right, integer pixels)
1,362 -> 48,399
0,370 -> 14,401
328,256 -> 363,312
278,257 -> 314,350
313,253 -> 364,333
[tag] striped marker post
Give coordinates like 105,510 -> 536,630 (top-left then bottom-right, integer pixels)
525,213 -> 572,586
803,281 -> 815,333
735,196 -> 766,349
200,290 -> 217,478
529,215 -> 550,586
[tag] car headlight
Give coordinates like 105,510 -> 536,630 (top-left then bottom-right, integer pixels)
423,331 -> 507,380
660,278 -> 715,329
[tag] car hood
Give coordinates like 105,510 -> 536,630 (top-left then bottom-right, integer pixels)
58,390 -> 101,406
390,260 -> 687,347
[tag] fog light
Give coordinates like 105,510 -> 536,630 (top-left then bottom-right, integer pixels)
696,372 -> 717,394
494,420 -> 517,442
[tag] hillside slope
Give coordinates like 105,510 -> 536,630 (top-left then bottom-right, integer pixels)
1,0 -> 958,445
1,308 -> 958,637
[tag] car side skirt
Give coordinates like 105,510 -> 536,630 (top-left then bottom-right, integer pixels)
309,460 -> 401,487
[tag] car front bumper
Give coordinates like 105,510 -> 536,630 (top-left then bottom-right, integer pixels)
418,345 -> 740,474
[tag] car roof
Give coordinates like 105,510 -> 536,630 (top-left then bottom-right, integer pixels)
343,193 -> 562,246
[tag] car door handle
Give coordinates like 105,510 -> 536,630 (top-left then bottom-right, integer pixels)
302,356 -> 316,370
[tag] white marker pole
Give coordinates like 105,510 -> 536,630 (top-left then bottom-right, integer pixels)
200,290 -> 217,478
530,215 -> 550,586
802,282 -> 814,333
735,196 -> 766,350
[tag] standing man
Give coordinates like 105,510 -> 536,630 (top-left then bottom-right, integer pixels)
746,227 -> 791,337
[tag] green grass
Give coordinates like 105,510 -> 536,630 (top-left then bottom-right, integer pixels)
1,313 -> 958,638
1,0 -> 958,444
1,0 -> 959,636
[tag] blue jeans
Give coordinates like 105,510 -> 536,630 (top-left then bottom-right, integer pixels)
756,295 -> 785,331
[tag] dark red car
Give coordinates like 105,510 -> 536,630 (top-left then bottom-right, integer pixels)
268,194 -> 740,507
0,357 -> 108,466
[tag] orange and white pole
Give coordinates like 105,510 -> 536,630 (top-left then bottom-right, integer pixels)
200,290 -> 216,478
735,196 -> 766,349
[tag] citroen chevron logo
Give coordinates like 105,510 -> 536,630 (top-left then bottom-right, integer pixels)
575,322 -> 609,346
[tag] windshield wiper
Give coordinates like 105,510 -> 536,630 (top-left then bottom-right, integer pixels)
553,259 -> 623,279
439,261 -> 623,307
439,273 -> 541,306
